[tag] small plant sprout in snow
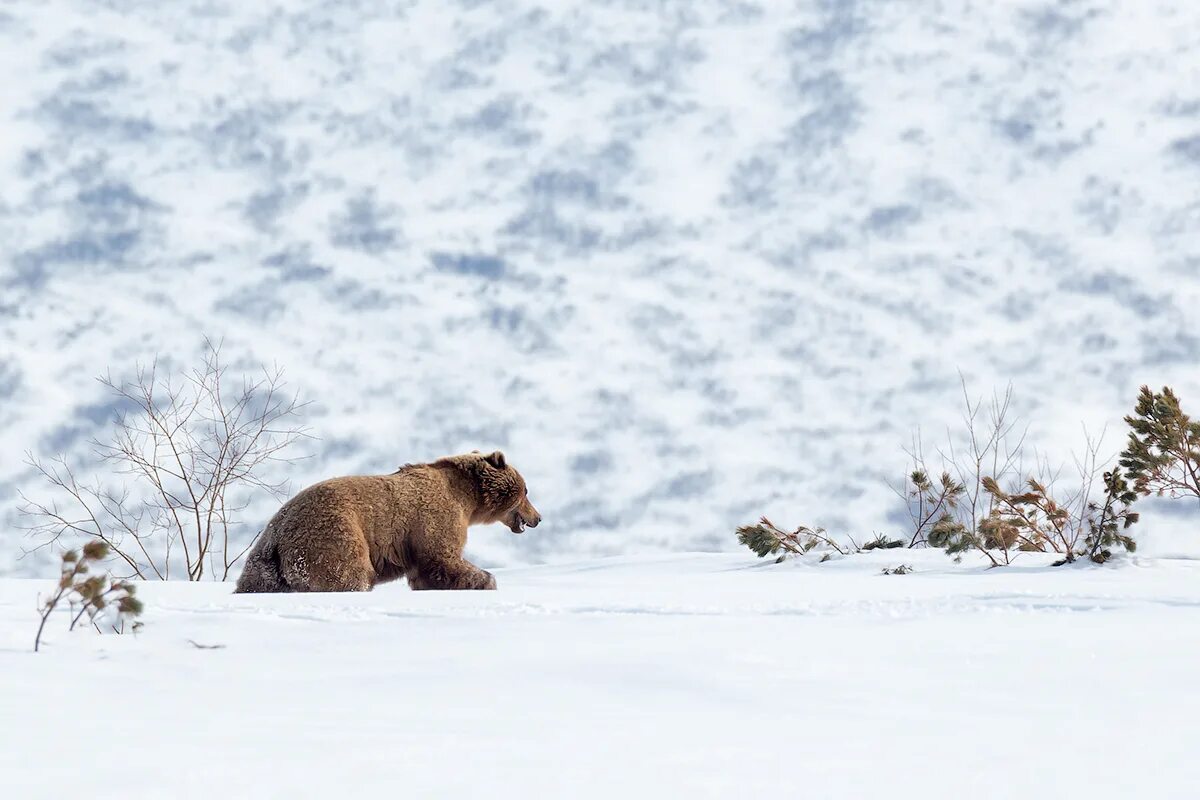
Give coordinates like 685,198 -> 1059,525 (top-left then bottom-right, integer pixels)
34,541 -> 144,652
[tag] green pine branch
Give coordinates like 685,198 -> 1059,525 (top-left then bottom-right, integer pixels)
1120,385 -> 1200,502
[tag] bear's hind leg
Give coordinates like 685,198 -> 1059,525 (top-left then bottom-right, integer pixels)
234,535 -> 288,593
279,524 -> 375,592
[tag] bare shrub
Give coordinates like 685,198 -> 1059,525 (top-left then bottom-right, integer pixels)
734,379 -> 1152,569
35,541 -> 143,652
20,341 -> 309,581
900,381 -> 1140,565
979,466 -> 1138,564
895,380 -> 1028,565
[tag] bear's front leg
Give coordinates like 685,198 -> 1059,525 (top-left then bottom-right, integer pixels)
407,558 -> 496,591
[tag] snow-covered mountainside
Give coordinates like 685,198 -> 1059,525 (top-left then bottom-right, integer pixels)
2,1 -> 1199,574
4,552 -> 1200,798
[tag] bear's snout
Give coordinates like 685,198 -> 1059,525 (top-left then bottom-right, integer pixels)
520,500 -> 542,529
507,498 -> 541,534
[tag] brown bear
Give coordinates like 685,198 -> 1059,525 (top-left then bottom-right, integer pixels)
234,451 -> 540,593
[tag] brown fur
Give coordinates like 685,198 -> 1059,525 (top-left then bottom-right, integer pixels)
234,451 -> 540,593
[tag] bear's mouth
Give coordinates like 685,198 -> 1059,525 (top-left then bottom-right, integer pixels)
508,513 -> 527,534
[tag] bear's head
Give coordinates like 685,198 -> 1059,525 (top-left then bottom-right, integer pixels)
463,450 -> 542,534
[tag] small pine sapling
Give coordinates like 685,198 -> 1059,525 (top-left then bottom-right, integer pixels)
901,469 -> 966,547
736,517 -> 847,562
921,509 -> 981,563
1120,385 -> 1200,503
1083,468 -> 1139,564
35,541 -> 144,652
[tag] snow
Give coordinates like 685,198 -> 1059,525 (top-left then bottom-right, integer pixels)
4,551 -> 1199,798
2,3 -> 1198,789
1,3 -> 1196,795
3,0 -> 1200,575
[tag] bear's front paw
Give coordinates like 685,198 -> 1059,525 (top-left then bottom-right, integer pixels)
477,571 -> 497,590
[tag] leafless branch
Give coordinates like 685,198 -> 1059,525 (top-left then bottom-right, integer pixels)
19,340 -> 310,581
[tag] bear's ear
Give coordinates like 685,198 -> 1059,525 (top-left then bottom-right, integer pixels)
485,450 -> 507,469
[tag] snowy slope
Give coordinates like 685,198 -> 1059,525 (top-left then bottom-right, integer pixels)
3,552 -> 1200,798
2,1 -> 1200,575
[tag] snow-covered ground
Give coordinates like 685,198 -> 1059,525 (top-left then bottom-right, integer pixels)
3,0 -> 1200,574
3,2 -> 1197,795
4,551 -> 1199,798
